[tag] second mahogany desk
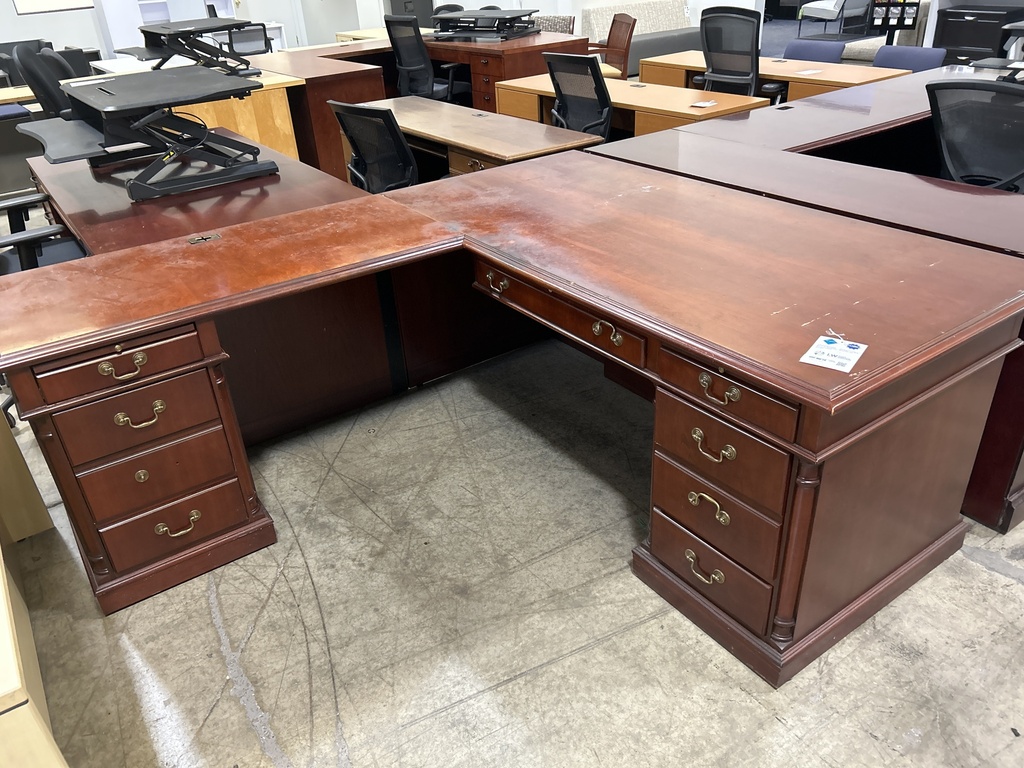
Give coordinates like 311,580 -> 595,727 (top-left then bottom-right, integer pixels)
587,65 -> 1024,533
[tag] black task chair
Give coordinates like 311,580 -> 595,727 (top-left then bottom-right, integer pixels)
1,192 -> 85,273
926,79 -> 1024,192
13,45 -> 74,119
226,23 -> 274,56
384,15 -> 471,103
695,8 -> 785,103
781,39 -> 846,63
542,53 -> 612,140
433,4 -> 465,14
874,45 -> 947,73
0,53 -> 19,88
327,101 -> 418,194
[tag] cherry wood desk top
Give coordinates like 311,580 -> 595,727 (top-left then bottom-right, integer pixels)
639,50 -> 910,88
27,131 -> 365,256
368,96 -> 603,162
495,75 -> 768,122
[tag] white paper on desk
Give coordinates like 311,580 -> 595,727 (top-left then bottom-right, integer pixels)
1010,62 -> 1024,69
799,336 -> 868,373
691,100 -> 718,107
795,69 -> 824,75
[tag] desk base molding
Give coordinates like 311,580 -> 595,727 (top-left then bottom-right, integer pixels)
632,520 -> 967,687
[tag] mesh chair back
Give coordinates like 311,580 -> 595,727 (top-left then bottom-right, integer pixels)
603,13 -> 637,76
874,45 -> 946,72
700,6 -> 760,96
385,15 -> 436,97
433,5 -> 464,13
533,15 -> 575,34
543,53 -> 612,139
13,45 -> 72,119
782,39 -> 845,63
328,101 -> 418,194
926,79 -> 1024,192
226,23 -> 273,55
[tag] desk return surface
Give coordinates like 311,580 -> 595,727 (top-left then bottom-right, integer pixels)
388,151 -> 1024,684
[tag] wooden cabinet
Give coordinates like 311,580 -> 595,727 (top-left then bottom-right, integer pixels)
934,5 -> 1024,65
6,321 -> 275,615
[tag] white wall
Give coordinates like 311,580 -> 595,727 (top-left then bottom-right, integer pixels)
296,0 -> 361,44
236,0 -> 308,48
0,0 -> 106,50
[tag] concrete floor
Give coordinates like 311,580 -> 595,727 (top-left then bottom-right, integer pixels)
10,339 -> 1024,768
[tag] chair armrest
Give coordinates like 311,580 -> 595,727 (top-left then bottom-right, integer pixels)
0,192 -> 47,213
0,224 -> 65,249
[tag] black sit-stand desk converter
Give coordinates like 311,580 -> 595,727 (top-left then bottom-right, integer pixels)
119,18 -> 258,76
17,68 -> 278,202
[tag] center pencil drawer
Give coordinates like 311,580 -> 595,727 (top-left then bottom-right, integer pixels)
655,388 -> 791,516
53,370 -> 221,466
476,261 -> 645,368
76,425 -> 236,524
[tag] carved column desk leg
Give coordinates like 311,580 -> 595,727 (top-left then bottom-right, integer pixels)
771,460 -> 821,646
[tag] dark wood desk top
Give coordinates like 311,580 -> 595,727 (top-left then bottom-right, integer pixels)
679,66 -> 1004,152
28,132 -> 365,255
0,195 -> 457,369
586,131 -> 1024,258
387,151 -> 1024,413
247,47 -> 384,82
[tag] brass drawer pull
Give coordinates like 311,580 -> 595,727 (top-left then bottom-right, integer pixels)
687,491 -> 730,526
466,157 -> 486,171
690,427 -> 736,463
592,320 -> 623,347
486,270 -> 509,294
98,351 -> 148,381
135,469 -> 150,483
154,509 -> 200,538
698,372 -> 741,407
114,399 -> 166,429
685,549 -> 725,585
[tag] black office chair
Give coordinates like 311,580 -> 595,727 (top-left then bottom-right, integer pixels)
695,8 -> 785,104
226,23 -> 274,56
0,39 -> 52,87
0,192 -> 85,273
384,15 -> 471,104
542,53 -> 612,140
781,39 -> 846,63
926,79 -> 1024,192
0,53 -> 19,88
874,45 -> 947,73
327,101 -> 418,194
13,45 -> 74,119
433,4 -> 465,13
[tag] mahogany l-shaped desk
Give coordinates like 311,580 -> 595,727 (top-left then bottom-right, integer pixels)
3,67 -> 1024,688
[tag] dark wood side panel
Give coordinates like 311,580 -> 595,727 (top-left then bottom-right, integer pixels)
795,356 -> 1005,639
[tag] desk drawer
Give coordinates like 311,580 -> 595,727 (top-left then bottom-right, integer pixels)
77,425 -> 236,524
655,388 -> 791,516
54,370 -> 220,466
33,326 -> 203,404
658,347 -> 798,441
650,508 -> 772,636
471,56 -> 505,78
472,73 -> 499,95
652,451 -> 781,580
99,478 -> 248,573
449,149 -> 499,174
473,91 -> 497,111
476,262 -> 646,368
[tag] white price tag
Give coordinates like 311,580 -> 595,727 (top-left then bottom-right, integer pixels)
691,100 -> 718,108
799,336 -> 868,373
795,69 -> 824,75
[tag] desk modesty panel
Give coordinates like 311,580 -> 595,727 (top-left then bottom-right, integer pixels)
5,151 -> 1024,685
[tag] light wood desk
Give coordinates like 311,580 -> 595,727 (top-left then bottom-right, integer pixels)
365,96 -> 603,175
335,28 -> 434,42
0,85 -> 34,106
639,50 -> 910,100
495,75 -> 768,135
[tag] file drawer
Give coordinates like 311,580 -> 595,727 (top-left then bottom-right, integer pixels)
655,388 -> 791,515
449,150 -> 498,174
658,346 -> 799,441
76,425 -> 235,524
99,479 -> 249,573
54,369 -> 220,466
652,451 -> 782,580
476,261 -> 646,368
473,56 -> 504,77
33,326 -> 203,404
650,508 -> 773,636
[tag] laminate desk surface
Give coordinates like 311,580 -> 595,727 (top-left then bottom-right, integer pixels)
26,131 -> 364,256
679,66 -> 1003,152
0,85 -> 34,105
640,49 -> 910,96
495,75 -> 767,134
368,96 -> 603,165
